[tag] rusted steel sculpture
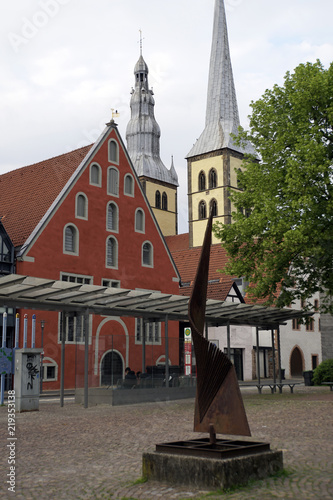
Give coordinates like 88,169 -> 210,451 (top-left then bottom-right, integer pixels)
188,212 -> 251,437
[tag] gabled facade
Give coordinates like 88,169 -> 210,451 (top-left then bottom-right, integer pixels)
0,122 -> 180,389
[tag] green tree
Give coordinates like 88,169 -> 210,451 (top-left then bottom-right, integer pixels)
213,60 -> 333,313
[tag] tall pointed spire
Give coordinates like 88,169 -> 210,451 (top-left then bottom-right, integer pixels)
187,0 -> 252,157
126,42 -> 178,186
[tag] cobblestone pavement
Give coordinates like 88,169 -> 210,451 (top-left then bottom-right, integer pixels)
0,386 -> 332,499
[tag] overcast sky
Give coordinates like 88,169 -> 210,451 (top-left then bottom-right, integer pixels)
1,0 -> 332,233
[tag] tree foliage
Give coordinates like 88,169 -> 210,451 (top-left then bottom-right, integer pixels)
313,359 -> 333,385
213,60 -> 333,313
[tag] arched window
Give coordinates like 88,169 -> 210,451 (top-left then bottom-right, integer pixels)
135,208 -> 145,233
108,139 -> 119,164
124,174 -> 134,196
162,192 -> 168,211
209,168 -> 217,189
199,171 -> 206,191
107,202 -> 118,232
210,199 -> 218,217
108,167 -> 119,196
106,236 -> 118,268
155,190 -> 161,208
199,201 -> 207,220
76,193 -> 88,219
90,163 -> 101,186
237,168 -> 243,189
142,241 -> 153,267
64,225 -> 78,254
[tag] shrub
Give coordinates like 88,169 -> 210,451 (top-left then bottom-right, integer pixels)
313,359 -> 333,385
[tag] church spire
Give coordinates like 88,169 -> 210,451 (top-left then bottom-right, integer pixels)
126,41 -> 178,186
187,0 -> 251,157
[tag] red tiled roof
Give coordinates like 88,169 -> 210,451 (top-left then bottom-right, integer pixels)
166,233 -> 236,301
0,145 -> 92,247
165,233 -> 190,252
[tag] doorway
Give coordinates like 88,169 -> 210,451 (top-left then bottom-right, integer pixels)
101,351 -> 123,386
290,347 -> 303,377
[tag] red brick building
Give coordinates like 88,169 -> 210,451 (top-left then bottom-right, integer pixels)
0,121 -> 180,389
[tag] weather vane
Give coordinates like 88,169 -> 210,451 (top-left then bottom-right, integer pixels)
111,108 -> 120,120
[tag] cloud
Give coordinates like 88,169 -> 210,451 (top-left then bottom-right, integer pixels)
1,0 -> 332,234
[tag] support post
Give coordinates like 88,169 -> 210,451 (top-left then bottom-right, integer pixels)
31,314 -> 36,348
227,322 -> 231,360
141,318 -> 146,374
165,315 -> 169,388
256,327 -> 261,386
277,326 -> 282,383
40,320 -> 45,394
1,312 -> 7,405
205,322 -> 208,340
23,314 -> 28,348
84,310 -> 89,409
15,313 -> 20,349
271,328 -> 276,388
60,312 -> 66,408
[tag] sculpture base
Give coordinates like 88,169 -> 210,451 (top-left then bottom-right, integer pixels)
142,439 -> 283,490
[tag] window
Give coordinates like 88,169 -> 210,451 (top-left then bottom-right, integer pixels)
108,139 -> 119,164
59,312 -> 91,344
209,169 -> 217,189
162,192 -> 168,211
135,208 -> 145,233
63,224 -> 78,255
41,357 -> 58,382
106,236 -> 118,268
102,279 -> 120,288
314,299 -> 319,311
199,171 -> 206,191
142,241 -> 153,267
199,201 -> 207,219
135,318 -> 161,344
107,202 -> 118,232
90,163 -> 101,186
61,273 -> 92,285
292,318 -> 301,330
312,355 -> 318,370
155,190 -> 161,208
237,168 -> 243,189
306,319 -> 314,332
210,199 -> 218,217
107,167 -> 119,196
124,174 -> 134,196
76,193 -> 88,219
0,234 -> 11,263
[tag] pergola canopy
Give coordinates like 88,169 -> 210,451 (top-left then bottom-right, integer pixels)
0,274 -> 311,329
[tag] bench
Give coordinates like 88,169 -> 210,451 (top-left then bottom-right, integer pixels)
322,382 -> 333,391
255,382 -> 302,394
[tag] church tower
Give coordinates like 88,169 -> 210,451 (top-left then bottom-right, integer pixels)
126,43 -> 178,237
186,0 -> 254,247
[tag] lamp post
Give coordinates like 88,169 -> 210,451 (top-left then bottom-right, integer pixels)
40,320 -> 45,393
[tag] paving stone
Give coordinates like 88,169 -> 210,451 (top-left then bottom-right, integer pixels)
0,385 -> 332,499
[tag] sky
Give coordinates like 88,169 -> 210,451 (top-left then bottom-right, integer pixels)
1,0 -> 332,234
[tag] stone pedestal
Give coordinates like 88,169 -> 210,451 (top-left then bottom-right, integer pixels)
142,449 -> 283,490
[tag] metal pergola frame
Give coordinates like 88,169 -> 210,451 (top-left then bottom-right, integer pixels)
0,274 -> 312,406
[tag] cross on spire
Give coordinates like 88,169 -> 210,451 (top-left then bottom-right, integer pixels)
139,29 -> 144,56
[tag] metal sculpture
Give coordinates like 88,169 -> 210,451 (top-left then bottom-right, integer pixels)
188,211 -> 251,438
